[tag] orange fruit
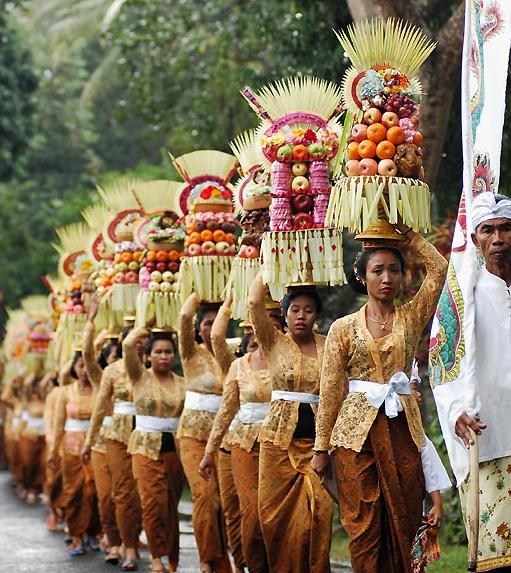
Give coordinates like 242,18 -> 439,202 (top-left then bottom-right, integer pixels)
146,250 -> 157,262
121,251 -> 133,263
376,140 -> 396,160
200,229 -> 213,242
366,123 -> 387,144
413,131 -> 423,147
132,250 -> 143,262
292,144 -> 309,161
156,250 -> 168,262
213,229 -> 226,243
114,253 -> 122,263
168,250 -> 181,262
224,233 -> 235,245
188,232 -> 201,245
358,139 -> 377,159
386,126 -> 406,145
347,141 -> 361,160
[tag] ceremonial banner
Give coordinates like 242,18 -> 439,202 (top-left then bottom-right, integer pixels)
429,0 -> 511,486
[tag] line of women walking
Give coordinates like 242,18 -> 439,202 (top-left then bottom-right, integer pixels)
1,222 -> 453,573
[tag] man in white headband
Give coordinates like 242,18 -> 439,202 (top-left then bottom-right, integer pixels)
444,191 -> 511,571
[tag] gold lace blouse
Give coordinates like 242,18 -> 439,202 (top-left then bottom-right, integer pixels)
83,320 -> 111,453
124,328 -> 186,460
314,233 -> 448,453
206,353 -> 272,454
53,382 -> 96,456
85,359 -> 133,449
44,386 -> 60,452
177,293 -> 224,443
21,374 -> 45,439
249,275 -> 325,449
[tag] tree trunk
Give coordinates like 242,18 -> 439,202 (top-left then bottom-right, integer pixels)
345,0 -> 465,199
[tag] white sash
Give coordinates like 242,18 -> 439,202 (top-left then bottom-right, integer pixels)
348,372 -> 412,418
238,402 -> 270,424
136,415 -> 180,433
65,419 -> 90,432
27,417 -> 45,435
113,401 -> 137,416
271,390 -> 319,404
12,417 -> 20,429
102,416 -> 113,427
21,410 -> 30,422
184,391 -> 222,413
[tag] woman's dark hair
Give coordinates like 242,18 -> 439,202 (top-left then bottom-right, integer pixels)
349,248 -> 407,295
116,325 -> 133,359
281,289 -> 323,316
98,341 -> 117,370
70,350 -> 83,380
194,304 -> 220,344
144,332 -> 177,369
235,332 -> 254,358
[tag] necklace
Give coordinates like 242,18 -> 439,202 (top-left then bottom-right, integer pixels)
367,312 -> 394,330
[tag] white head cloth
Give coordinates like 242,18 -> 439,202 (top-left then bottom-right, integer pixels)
471,192 -> 511,231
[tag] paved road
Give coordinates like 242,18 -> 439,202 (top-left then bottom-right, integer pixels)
0,470 -> 351,572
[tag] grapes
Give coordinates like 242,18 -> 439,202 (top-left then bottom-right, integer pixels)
385,94 -> 418,119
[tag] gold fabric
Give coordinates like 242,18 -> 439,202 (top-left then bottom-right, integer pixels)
218,450 -> 244,570
82,320 -> 111,454
211,303 -> 238,451
86,359 -> 133,448
258,440 -> 333,573
91,449 -> 121,547
206,354 -> 271,454
314,233 -> 447,453
44,386 -> 60,451
124,329 -> 186,460
459,456 -> 511,572
53,382 -> 95,456
177,295 -> 224,442
179,436 -> 231,568
231,446 -> 269,573
249,274 -> 325,448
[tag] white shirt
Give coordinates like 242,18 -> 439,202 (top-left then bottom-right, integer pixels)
434,267 -> 511,485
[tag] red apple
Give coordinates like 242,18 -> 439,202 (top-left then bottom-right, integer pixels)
201,240 -> 216,255
168,261 -> 180,272
238,244 -> 248,257
125,271 -> 139,284
351,123 -> 368,143
215,241 -> 231,254
114,272 -> 125,284
363,107 -> 382,125
187,244 -> 201,256
206,220 -> 219,231
345,159 -> 361,176
293,212 -> 314,229
156,262 -> 167,273
377,159 -> 398,177
195,221 -> 206,232
145,261 -> 156,273
359,158 -> 378,176
381,111 -> 399,128
292,194 -> 313,212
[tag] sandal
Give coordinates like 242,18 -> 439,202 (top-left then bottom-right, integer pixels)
86,535 -> 101,552
69,546 -> 86,557
121,559 -> 139,571
104,552 -> 121,565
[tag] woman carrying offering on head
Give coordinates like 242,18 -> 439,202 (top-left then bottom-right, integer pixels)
248,273 -> 333,573
177,292 -> 232,573
312,223 -> 450,573
124,328 -> 186,573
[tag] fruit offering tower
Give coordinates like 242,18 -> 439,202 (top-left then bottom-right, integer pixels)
131,180 -> 186,330
97,179 -> 145,320
326,18 -> 435,233
241,77 -> 346,299
229,130 -> 271,319
53,223 -> 95,367
171,149 -> 241,302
